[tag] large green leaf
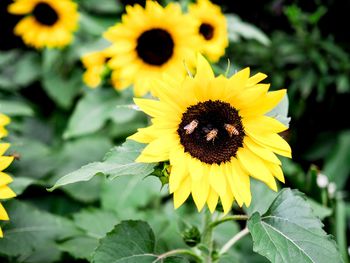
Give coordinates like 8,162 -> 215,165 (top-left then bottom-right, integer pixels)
58,208 -> 119,260
49,140 -> 155,191
0,200 -> 80,261
248,188 -> 344,263
92,220 -> 157,263
63,89 -> 118,139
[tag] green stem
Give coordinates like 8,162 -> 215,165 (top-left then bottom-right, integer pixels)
154,249 -> 202,262
209,215 -> 248,229
202,209 -> 214,263
219,227 -> 250,255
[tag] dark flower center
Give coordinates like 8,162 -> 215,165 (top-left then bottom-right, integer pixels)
178,100 -> 245,164
120,0 -> 147,7
136,28 -> 174,66
199,23 -> 214,40
33,2 -> 59,26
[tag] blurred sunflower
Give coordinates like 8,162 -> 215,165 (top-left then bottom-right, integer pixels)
8,0 -> 79,49
0,115 -> 16,238
104,1 -> 200,96
82,50 -> 109,89
129,54 -> 291,214
189,0 -> 228,62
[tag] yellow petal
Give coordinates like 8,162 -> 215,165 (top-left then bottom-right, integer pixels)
195,53 -> 214,81
0,156 -> 14,172
220,184 -> 234,215
136,134 -> 178,163
265,161 -> 285,183
0,172 -> 13,186
246,131 -> 292,158
209,164 -> 227,198
0,114 -> 10,126
240,89 -> 287,117
173,176 -> 191,209
243,137 -> 281,165
228,67 -> 250,89
224,162 -> 243,207
169,149 -> 188,193
206,187 -> 219,213
134,98 -> 168,118
0,186 -> 16,199
246,72 -> 267,87
0,203 -> 9,220
230,158 -> 252,206
0,143 -> 10,156
243,115 -> 288,134
191,172 -> 210,211
236,147 -> 277,191
188,157 -> 205,181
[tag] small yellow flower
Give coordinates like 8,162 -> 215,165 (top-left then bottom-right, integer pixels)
82,51 -> 108,89
0,114 -> 16,238
189,0 -> 228,62
103,0 -> 200,96
129,54 -> 291,214
8,0 -> 79,49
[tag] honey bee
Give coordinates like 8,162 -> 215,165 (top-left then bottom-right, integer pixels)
224,123 -> 239,137
10,152 -> 21,161
205,128 -> 218,142
184,119 -> 199,134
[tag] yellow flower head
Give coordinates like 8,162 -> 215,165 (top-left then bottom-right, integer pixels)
189,0 -> 228,62
8,0 -> 79,49
129,54 -> 291,214
0,114 -> 16,238
103,0 -> 200,96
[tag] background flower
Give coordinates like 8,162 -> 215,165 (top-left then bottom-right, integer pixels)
8,0 -> 79,48
103,1 -> 200,96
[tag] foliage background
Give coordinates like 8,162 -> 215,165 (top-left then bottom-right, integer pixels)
0,0 -> 349,262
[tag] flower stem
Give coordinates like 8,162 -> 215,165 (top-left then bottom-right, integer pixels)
202,209 -> 214,263
209,215 -> 248,229
154,249 -> 202,262
219,227 -> 250,255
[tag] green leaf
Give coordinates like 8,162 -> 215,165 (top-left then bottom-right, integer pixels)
226,14 -> 270,45
92,220 -> 157,263
72,208 -> 119,238
101,173 -> 163,218
58,208 -> 119,260
248,188 -> 344,263
49,135 -> 112,202
0,200 -> 80,260
0,51 -> 41,90
63,89 -> 119,139
9,176 -> 35,196
266,94 -> 291,128
323,131 -> 350,189
58,236 -> 99,260
0,100 -> 34,116
42,67 -> 83,109
49,140 -> 155,191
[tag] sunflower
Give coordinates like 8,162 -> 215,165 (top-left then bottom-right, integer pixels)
82,50 -> 109,89
103,1 -> 200,96
188,0 -> 228,62
8,0 -> 79,49
129,54 -> 291,214
0,114 -> 16,238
